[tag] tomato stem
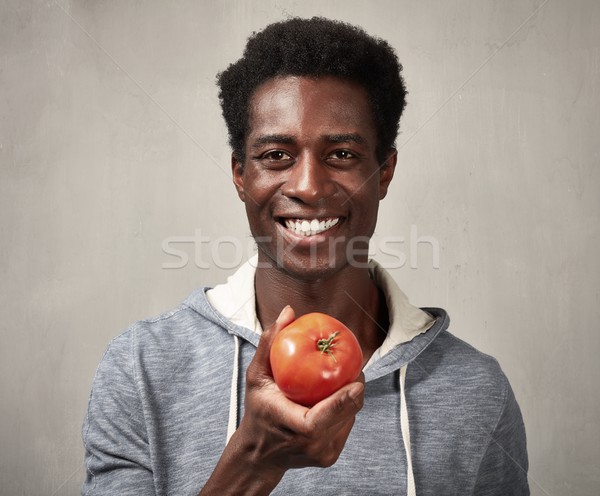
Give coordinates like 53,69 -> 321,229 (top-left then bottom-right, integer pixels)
317,331 -> 340,361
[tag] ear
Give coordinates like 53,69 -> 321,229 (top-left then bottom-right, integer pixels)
378,149 -> 397,200
231,153 -> 246,202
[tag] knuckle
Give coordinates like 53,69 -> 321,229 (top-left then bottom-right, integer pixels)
245,364 -> 260,387
351,393 -> 364,411
297,421 -> 318,439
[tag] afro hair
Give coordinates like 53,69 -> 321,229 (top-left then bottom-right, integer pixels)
217,17 -> 407,164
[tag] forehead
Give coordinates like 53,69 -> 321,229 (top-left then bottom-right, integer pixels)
247,76 -> 376,143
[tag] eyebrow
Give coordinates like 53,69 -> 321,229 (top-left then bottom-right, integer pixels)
326,133 -> 366,145
251,134 -> 295,148
250,133 -> 367,148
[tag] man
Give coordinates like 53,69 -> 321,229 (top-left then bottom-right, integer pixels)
82,17 -> 529,495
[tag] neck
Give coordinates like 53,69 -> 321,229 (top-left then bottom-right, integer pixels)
254,257 -> 388,365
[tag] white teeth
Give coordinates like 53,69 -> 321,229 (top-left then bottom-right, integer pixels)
283,217 -> 340,236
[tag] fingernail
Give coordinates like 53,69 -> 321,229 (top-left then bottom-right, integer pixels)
276,305 -> 291,324
348,383 -> 364,400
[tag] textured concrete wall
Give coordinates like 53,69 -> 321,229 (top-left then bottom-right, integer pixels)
1,1 -> 598,494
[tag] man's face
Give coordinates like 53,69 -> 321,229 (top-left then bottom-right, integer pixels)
232,75 -> 396,281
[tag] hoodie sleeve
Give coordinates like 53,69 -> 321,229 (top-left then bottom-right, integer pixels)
473,379 -> 530,495
81,329 -> 156,495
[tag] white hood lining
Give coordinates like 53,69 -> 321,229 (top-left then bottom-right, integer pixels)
207,255 -> 435,351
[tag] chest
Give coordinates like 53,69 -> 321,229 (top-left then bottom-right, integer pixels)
141,342 -> 481,495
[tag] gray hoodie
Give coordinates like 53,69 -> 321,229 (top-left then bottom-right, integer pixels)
82,268 -> 529,495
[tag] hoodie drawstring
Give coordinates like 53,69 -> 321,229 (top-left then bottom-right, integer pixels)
400,363 -> 416,495
226,335 -> 240,445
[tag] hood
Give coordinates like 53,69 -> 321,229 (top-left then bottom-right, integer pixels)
182,258 -> 450,381
363,307 -> 449,381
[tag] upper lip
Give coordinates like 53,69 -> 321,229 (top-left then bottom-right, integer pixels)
275,212 -> 345,220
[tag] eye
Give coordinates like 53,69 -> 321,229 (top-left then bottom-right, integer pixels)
330,150 -> 355,160
261,150 -> 293,161
326,149 -> 359,166
253,149 -> 295,170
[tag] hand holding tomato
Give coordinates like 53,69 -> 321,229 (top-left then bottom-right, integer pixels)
270,312 -> 363,406
201,306 -> 365,494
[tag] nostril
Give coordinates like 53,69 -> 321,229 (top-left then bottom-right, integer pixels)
281,166 -> 336,204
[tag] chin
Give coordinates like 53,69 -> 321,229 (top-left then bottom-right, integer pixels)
261,249 -> 352,282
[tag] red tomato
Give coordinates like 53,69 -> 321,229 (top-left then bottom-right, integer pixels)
270,312 -> 363,407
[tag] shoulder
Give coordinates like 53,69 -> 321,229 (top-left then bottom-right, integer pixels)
103,303 -> 195,355
407,330 -> 529,493
421,330 -> 506,382
97,289 -> 230,376
412,330 -> 511,421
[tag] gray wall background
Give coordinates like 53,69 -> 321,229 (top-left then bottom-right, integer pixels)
1,1 -> 599,495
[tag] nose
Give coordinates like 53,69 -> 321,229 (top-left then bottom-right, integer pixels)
281,152 -> 337,204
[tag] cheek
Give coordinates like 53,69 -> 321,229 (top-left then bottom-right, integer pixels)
352,181 -> 381,211
240,189 -> 265,213
243,170 -> 281,203
242,178 -> 278,231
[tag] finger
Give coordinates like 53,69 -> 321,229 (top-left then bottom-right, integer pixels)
303,381 -> 364,432
259,305 -> 295,356
328,415 -> 356,456
355,371 -> 366,385
266,305 -> 296,340
249,305 -> 295,377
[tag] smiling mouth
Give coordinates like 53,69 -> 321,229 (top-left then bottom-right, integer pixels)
281,217 -> 340,237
